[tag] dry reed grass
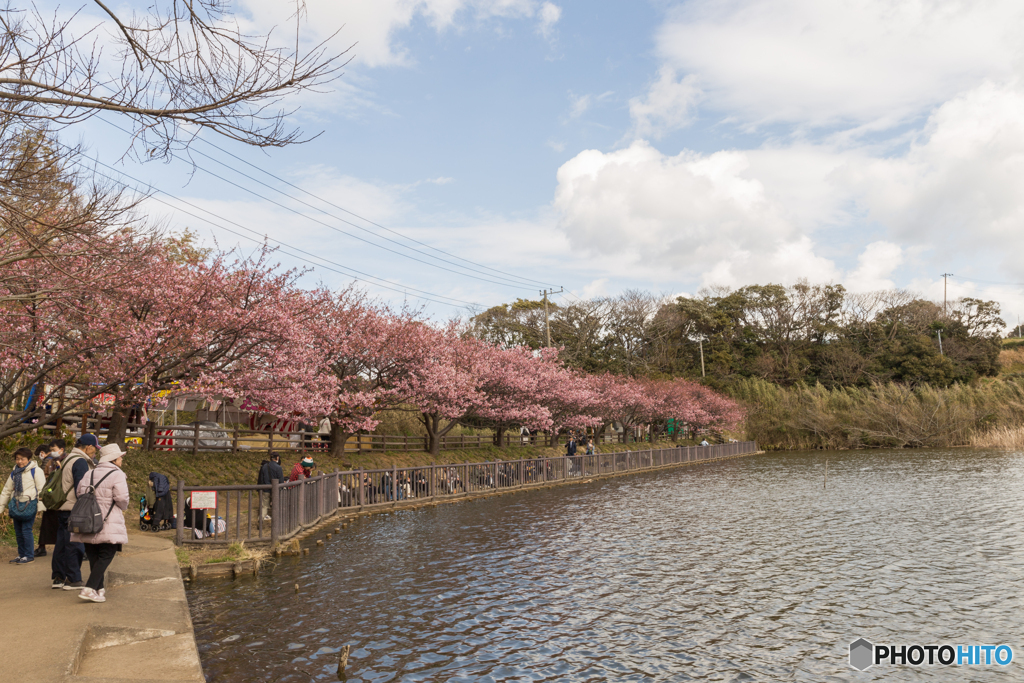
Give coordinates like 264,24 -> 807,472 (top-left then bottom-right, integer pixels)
733,376 -> 1024,450
970,426 -> 1024,450
176,540 -> 272,569
1000,347 -> 1024,374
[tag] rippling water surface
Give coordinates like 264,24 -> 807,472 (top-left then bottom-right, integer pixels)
187,450 -> 1024,681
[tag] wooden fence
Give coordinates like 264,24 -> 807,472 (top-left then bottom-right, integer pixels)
173,441 -> 759,547
7,409 -> 676,454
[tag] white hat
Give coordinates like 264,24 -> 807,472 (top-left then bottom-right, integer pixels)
97,443 -> 127,464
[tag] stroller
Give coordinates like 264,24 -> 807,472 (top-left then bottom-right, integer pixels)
139,495 -> 175,532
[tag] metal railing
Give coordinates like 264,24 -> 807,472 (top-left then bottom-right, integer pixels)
173,441 -> 758,546
6,408 -> 700,454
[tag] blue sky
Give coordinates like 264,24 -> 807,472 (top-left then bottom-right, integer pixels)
61,0 -> 1024,326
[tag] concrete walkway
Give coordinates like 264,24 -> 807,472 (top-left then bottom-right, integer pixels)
0,534 -> 205,683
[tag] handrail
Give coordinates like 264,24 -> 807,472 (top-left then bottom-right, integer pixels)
174,441 -> 759,547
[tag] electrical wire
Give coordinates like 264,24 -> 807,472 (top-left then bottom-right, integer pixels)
97,117 -> 558,291
63,148 -> 485,309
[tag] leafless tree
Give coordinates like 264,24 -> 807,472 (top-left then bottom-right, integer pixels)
601,290 -> 672,377
0,0 -> 348,157
0,127 -> 151,307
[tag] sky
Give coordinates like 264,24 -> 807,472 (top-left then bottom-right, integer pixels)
59,0 -> 1024,329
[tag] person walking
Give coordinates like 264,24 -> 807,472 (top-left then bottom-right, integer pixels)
1,448 -> 46,564
257,452 -> 283,521
53,435 -> 97,591
72,444 -> 129,603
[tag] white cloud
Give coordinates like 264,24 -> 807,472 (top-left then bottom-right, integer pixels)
568,93 -> 591,119
629,67 -> 702,138
238,0 -> 559,68
552,140 -> 835,282
839,81 -> 1024,273
845,241 -> 904,292
537,2 -> 562,39
698,235 -> 840,289
578,278 -> 609,299
655,0 -> 1024,128
553,78 -> 1024,294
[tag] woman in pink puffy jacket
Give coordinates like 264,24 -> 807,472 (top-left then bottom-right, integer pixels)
71,443 -> 129,603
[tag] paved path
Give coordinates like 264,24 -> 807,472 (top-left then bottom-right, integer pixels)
0,534 -> 205,683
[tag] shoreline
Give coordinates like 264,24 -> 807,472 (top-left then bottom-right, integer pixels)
182,446 -> 764,579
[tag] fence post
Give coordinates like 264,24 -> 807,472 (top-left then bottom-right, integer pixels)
191,422 -> 199,456
268,430 -> 274,452
392,465 -> 398,502
297,477 -> 306,527
144,420 -> 155,451
318,474 -> 325,520
271,478 -> 279,548
232,428 -> 238,454
175,479 -> 185,546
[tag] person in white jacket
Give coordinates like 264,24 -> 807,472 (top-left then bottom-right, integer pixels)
1,447 -> 47,564
71,444 -> 129,603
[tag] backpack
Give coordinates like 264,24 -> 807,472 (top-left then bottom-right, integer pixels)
39,465 -> 68,512
68,469 -> 117,535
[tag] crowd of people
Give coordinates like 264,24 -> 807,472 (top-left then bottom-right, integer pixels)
1,435 -> 131,603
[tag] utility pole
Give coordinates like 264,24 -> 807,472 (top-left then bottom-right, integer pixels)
539,287 -> 564,347
699,338 -> 706,378
941,273 -> 953,315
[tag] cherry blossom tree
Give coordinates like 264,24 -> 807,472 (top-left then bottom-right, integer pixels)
81,244 -> 321,447
587,373 -> 657,443
527,350 -> 603,445
292,296 -> 442,457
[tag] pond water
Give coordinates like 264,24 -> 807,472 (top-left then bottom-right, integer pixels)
186,449 -> 1024,681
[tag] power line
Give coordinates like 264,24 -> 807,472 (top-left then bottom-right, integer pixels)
97,117 -> 557,291
187,157 -> 528,290
63,148 -> 485,309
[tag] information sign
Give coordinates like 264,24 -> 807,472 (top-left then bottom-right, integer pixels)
190,491 -> 217,509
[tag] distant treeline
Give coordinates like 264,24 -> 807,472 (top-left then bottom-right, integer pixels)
470,282 -> 1015,448
470,282 -> 1005,389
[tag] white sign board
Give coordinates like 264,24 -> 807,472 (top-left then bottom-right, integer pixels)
190,491 -> 218,510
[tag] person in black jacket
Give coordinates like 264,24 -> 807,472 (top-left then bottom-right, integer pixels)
257,452 -> 283,521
